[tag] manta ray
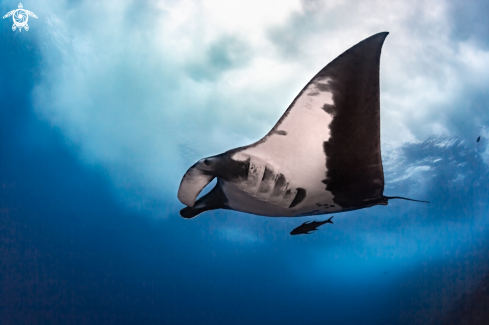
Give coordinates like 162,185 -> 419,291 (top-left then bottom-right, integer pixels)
177,32 -> 427,219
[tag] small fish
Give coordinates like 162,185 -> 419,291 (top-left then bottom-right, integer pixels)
477,136 -> 481,143
290,216 -> 334,235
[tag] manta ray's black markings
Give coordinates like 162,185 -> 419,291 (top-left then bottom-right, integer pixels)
319,34 -> 386,209
217,155 -> 250,182
322,104 -> 336,116
177,32 -> 429,219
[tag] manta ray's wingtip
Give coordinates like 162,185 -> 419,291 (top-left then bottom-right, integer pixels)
366,31 -> 389,42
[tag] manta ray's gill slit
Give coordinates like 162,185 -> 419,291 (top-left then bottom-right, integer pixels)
246,161 -> 264,192
257,166 -> 275,194
282,188 -> 297,207
289,188 -> 306,208
269,174 -> 288,201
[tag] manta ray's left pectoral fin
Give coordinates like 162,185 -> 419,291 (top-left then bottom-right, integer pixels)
180,181 -> 228,219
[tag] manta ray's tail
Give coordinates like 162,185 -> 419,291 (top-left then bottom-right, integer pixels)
384,196 -> 430,204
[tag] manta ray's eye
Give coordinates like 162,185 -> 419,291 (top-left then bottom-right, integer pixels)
203,159 -> 211,166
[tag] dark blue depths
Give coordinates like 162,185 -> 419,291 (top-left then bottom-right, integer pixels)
2,17 -> 489,325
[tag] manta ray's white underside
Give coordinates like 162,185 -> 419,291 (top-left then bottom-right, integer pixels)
224,78 -> 337,217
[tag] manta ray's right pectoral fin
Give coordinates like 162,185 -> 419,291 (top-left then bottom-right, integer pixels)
180,181 -> 228,219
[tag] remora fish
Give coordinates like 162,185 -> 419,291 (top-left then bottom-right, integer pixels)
290,216 -> 334,235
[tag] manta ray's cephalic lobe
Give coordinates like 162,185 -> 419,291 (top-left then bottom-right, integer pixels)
178,32 -> 393,219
